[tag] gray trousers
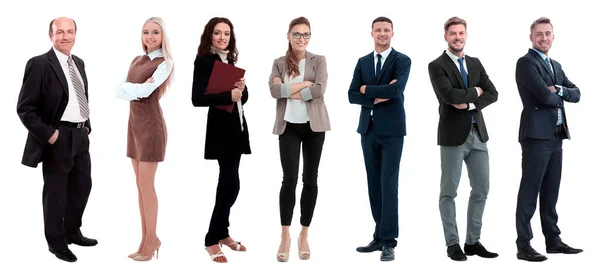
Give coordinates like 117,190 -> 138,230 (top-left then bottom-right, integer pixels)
439,126 -> 490,246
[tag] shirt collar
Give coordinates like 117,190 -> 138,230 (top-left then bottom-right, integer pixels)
530,48 -> 549,60
53,46 -> 72,63
147,49 -> 163,60
445,49 -> 465,62
373,46 -> 392,59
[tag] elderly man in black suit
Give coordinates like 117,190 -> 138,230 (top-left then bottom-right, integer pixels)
16,17 -> 97,262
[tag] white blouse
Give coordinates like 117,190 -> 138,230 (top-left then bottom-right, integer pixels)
115,49 -> 173,101
283,59 -> 309,123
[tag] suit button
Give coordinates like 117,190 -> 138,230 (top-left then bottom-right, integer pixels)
534,107 -> 538,110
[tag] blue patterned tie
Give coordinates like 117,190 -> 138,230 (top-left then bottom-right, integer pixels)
545,57 -> 562,125
375,54 -> 382,79
457,58 -> 475,124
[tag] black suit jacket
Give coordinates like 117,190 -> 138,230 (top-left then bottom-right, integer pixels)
191,53 -> 251,160
348,48 -> 411,136
515,49 -> 580,142
16,48 -> 91,168
428,51 -> 498,146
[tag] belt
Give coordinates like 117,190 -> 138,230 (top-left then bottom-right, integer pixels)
60,121 -> 86,129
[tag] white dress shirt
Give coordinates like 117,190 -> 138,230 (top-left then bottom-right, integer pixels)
115,49 -> 173,101
53,47 -> 87,122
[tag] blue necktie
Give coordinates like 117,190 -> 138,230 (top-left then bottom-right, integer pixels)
545,57 -> 562,125
457,58 -> 475,124
375,54 -> 382,79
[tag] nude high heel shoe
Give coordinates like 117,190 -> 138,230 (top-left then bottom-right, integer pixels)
133,239 -> 161,261
277,237 -> 291,262
298,238 -> 311,260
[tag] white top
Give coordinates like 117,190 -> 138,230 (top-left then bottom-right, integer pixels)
283,59 -> 309,123
115,49 -> 173,101
53,47 -> 87,122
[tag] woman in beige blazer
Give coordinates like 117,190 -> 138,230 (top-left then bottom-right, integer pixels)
269,16 -> 330,262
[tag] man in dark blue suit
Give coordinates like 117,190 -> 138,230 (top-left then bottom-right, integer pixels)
515,17 -> 582,262
348,16 -> 411,262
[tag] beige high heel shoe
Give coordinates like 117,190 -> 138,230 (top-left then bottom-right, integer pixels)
277,237 -> 291,262
298,238 -> 311,260
133,239 -> 161,261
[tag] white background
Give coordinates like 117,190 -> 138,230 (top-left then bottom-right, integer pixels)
0,0 -> 597,262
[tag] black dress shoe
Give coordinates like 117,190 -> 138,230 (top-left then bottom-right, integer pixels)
357,240 -> 382,253
447,244 -> 467,261
67,235 -> 98,246
380,246 -> 395,261
517,246 -> 547,262
464,242 -> 498,258
546,241 -> 583,254
49,248 -> 77,262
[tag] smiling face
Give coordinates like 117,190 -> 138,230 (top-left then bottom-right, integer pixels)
49,17 -> 76,55
444,24 -> 467,55
211,22 -> 231,50
530,23 -> 554,55
142,22 -> 162,54
288,23 -> 310,53
371,21 -> 393,50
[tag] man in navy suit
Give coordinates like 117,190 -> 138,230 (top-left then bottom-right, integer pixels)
515,17 -> 582,262
348,16 -> 411,262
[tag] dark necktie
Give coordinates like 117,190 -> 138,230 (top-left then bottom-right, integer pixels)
457,57 -> 475,123
375,53 -> 382,79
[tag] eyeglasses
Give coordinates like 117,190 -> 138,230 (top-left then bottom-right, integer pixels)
290,32 -> 311,39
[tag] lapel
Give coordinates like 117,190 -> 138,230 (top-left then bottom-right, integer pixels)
47,48 -> 69,95
465,55 -> 475,88
376,49 -> 397,84
441,51 -> 467,89
303,51 -> 316,81
529,49 -> 555,83
366,52 -> 376,84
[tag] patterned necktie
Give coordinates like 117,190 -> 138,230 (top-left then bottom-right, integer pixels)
375,53 -> 382,79
458,57 -> 475,123
67,56 -> 89,119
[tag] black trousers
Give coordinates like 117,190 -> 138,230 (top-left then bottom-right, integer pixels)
516,134 -> 563,249
205,154 -> 241,246
279,122 -> 325,226
42,124 -> 92,251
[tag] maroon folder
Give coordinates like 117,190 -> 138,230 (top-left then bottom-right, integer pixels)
206,60 -> 246,113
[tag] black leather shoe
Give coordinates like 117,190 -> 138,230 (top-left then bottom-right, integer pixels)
357,240 -> 382,253
447,244 -> 467,261
49,248 -> 77,262
546,241 -> 583,254
67,235 -> 98,246
464,242 -> 498,258
380,246 -> 395,261
517,246 -> 547,262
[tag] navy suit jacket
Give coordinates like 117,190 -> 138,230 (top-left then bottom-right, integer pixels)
515,49 -> 580,142
348,48 -> 411,136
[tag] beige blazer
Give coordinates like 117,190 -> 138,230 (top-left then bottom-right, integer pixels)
269,52 -> 331,135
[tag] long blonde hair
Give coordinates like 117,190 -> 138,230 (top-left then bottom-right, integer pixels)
141,17 -> 174,97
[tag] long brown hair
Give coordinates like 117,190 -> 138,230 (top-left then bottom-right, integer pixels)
285,17 -> 310,78
197,17 -> 239,63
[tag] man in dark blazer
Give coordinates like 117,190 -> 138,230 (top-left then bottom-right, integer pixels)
514,17 -> 582,262
16,17 -> 97,262
348,16 -> 411,262
428,17 -> 499,261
